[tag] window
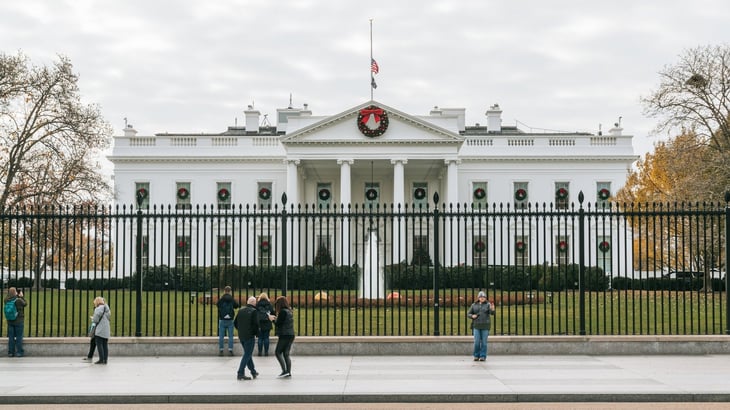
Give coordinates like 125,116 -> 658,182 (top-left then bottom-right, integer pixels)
514,182 -> 528,210
597,182 -> 611,209
257,182 -> 272,210
317,182 -> 332,209
411,235 -> 431,266
258,235 -> 271,267
472,235 -> 487,266
472,181 -> 487,210
555,182 -> 569,210
555,236 -> 569,265
515,235 -> 529,265
175,235 -> 191,267
218,235 -> 231,266
176,182 -> 191,210
135,182 -> 150,210
314,235 -> 332,265
412,182 -> 428,209
217,182 -> 232,210
365,182 -> 380,209
597,237 -> 612,275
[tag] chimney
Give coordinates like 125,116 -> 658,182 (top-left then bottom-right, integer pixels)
123,124 -> 138,137
244,105 -> 260,133
485,104 -> 502,133
609,117 -> 623,136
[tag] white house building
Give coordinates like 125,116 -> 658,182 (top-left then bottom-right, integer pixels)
108,100 -> 636,279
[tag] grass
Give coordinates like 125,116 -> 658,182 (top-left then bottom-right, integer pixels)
12,288 -> 728,338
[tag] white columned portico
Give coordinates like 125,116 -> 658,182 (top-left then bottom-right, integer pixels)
444,159 -> 460,266
391,159 -> 407,263
285,159 -> 300,263
338,159 -> 354,265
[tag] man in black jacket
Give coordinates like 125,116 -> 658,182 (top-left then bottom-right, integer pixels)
234,296 -> 259,380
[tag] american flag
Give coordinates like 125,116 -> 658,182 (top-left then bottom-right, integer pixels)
371,58 -> 379,74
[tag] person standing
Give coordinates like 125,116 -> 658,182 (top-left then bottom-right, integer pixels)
4,287 -> 27,358
256,292 -> 273,356
467,291 -> 495,361
234,296 -> 259,380
91,296 -> 111,364
216,286 -> 240,356
273,295 -> 295,378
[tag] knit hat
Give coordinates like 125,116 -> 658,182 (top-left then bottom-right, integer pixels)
477,291 -> 486,298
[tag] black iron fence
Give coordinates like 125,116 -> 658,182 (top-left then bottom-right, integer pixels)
1,192 -> 729,338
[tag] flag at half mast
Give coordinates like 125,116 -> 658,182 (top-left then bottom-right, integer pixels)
371,58 -> 379,74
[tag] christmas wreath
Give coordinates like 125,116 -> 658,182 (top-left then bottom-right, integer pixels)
357,105 -> 389,137
318,188 -> 331,201
176,240 -> 188,253
258,187 -> 271,200
515,240 -> 527,253
260,240 -> 270,253
414,187 -> 426,200
514,188 -> 527,201
177,187 -> 189,200
365,188 -> 378,201
217,188 -> 230,202
598,188 -> 610,200
218,239 -> 229,252
474,240 -> 486,253
558,240 -> 568,252
136,187 -> 148,200
473,187 -> 486,200
556,187 -> 569,200
598,241 -> 611,253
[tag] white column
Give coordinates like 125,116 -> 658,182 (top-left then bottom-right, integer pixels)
338,159 -> 354,265
391,159 -> 407,263
444,159 -> 460,266
285,159 -> 300,264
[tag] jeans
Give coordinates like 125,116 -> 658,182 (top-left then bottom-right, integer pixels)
87,336 -> 96,358
472,328 -> 489,359
7,322 -> 24,356
218,319 -> 234,351
237,338 -> 256,377
257,328 -> 270,354
95,336 -> 109,363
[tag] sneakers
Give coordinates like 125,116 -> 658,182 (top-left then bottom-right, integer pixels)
218,351 -> 224,357
237,375 -> 252,380
473,357 -> 479,361
251,371 -> 259,379
228,350 -> 234,356
277,372 -> 291,378
479,357 -> 486,361
83,357 -> 93,361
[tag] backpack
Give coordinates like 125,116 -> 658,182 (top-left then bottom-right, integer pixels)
219,299 -> 234,320
4,298 -> 18,321
257,307 -> 270,323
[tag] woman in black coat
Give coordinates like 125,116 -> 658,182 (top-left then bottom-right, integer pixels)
273,296 -> 295,378
256,292 -> 273,356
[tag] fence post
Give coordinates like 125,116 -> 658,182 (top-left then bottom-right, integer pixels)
578,191 -> 586,335
281,193 -> 288,297
432,192 -> 440,336
725,192 -> 730,335
134,194 -> 144,337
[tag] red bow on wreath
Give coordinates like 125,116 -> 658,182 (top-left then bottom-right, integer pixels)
360,108 -> 384,124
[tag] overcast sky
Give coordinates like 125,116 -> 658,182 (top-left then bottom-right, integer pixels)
2,0 -> 729,158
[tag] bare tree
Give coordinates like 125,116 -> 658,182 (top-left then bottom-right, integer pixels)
0,51 -> 112,214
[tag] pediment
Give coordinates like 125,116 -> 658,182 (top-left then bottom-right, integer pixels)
280,100 -> 463,145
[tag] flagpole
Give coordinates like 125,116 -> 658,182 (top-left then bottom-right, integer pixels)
370,19 -> 374,100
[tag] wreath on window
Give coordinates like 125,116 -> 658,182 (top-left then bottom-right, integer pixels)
598,241 -> 611,253
598,188 -> 611,200
136,188 -> 148,200
414,187 -> 426,200
357,105 -> 389,138
556,188 -> 569,200
217,188 -> 230,202
318,188 -> 331,201
177,187 -> 189,200
218,239 -> 229,252
473,187 -> 486,200
365,188 -> 378,201
176,240 -> 188,253
258,187 -> 271,200
558,240 -> 568,252
474,240 -> 486,253
514,188 -> 527,201
515,240 -> 527,253
260,240 -> 270,253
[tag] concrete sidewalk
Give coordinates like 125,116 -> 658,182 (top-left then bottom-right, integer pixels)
2,354 -> 730,404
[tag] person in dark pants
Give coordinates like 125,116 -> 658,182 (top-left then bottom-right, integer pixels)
83,332 -> 96,361
234,296 -> 259,380
256,292 -> 273,356
273,295 -> 295,378
4,287 -> 27,357
467,291 -> 495,361
91,296 -> 111,364
216,286 -> 240,356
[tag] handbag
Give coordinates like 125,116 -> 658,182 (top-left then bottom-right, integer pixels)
88,322 -> 96,338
